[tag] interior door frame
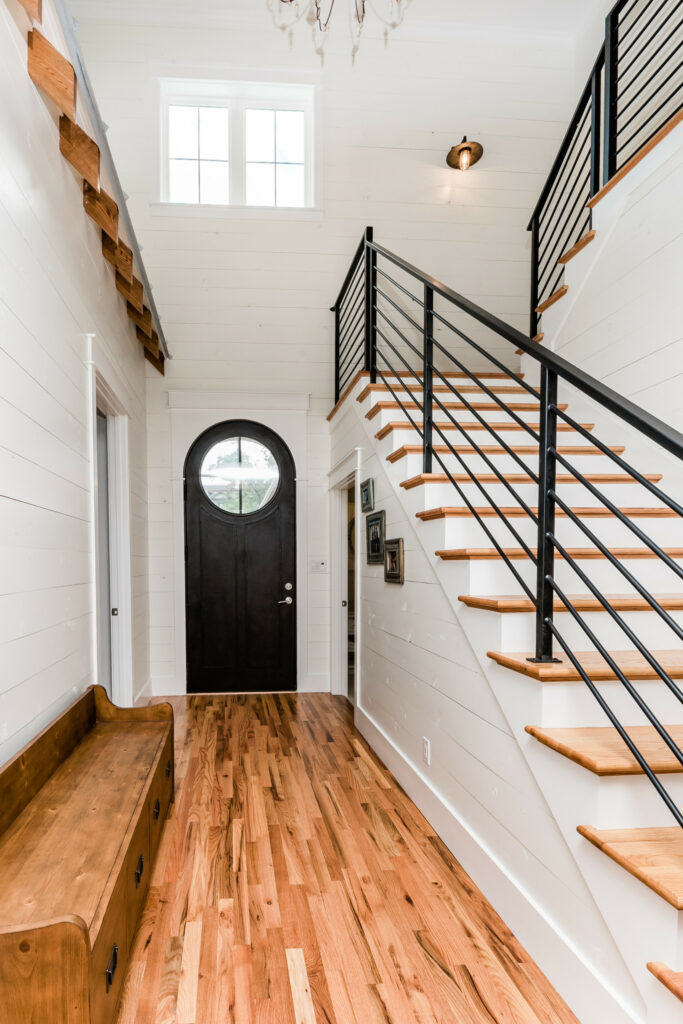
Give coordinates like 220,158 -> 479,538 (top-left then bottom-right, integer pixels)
183,418 -> 297,693
86,336 -> 134,708
329,448 -> 362,701
168,394 -> 314,696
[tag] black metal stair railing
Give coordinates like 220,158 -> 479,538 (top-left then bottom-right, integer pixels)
331,228 -> 683,826
528,0 -> 682,336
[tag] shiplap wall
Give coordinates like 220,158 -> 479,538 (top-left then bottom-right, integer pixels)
0,0 -> 150,764
73,10 -> 579,691
553,142 -> 683,430
329,399 -> 636,1023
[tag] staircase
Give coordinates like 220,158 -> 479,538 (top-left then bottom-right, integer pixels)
332,351 -> 683,1022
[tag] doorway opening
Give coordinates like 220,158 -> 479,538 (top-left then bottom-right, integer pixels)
347,485 -> 356,704
184,420 -> 297,694
96,409 -> 113,698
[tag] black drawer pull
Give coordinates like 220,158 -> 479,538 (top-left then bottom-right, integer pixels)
105,944 -> 118,993
166,759 -> 172,779
135,854 -> 144,887
154,798 -> 161,821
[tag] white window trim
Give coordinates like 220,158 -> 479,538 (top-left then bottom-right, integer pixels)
159,76 -> 321,212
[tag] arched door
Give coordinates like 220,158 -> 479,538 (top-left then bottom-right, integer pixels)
184,420 -> 296,693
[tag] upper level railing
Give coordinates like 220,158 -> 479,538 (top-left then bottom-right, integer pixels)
528,0 -> 682,336
332,227 -> 683,826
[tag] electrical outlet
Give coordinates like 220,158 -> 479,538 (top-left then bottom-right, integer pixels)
422,737 -> 431,766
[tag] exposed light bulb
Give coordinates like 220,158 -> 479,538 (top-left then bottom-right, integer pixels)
458,147 -> 472,172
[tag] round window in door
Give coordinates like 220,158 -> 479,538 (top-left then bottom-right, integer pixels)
184,421 -> 296,694
200,436 -> 280,515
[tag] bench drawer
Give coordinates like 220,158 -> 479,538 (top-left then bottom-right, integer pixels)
90,870 -> 128,1024
125,810 -> 150,949
149,733 -> 173,862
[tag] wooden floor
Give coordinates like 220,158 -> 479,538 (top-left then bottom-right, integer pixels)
116,694 -> 579,1024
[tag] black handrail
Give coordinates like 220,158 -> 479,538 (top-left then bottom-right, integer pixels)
331,226 -> 683,827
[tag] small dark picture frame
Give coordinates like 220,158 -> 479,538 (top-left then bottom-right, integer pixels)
384,538 -> 404,584
365,510 -> 385,564
360,477 -> 375,512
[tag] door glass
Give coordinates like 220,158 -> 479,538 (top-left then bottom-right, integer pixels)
200,436 -> 280,514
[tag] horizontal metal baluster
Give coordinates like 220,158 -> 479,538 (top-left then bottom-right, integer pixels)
431,397 -> 539,524
432,368 -> 541,480
618,0 -> 661,45
375,326 -> 424,385
553,412 -> 683,515
375,348 -> 424,410
617,85 -> 682,155
338,330 -> 365,375
430,322 -> 539,400
375,308 -> 424,360
546,622 -> 683,827
537,169 -> 591,269
550,533 -> 683,693
376,368 -> 424,439
617,3 -> 680,65
375,266 -> 425,308
376,285 -> 424,333
617,62 -> 683,137
430,425 -> 539,572
617,46 -> 680,114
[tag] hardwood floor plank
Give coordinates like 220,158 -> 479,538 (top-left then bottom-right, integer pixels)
114,694 -> 578,1024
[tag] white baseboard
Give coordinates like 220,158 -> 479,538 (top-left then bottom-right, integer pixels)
354,703 -> 642,1024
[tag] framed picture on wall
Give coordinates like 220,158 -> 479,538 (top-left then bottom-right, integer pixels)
360,477 -> 375,512
365,510 -> 385,564
384,538 -> 404,584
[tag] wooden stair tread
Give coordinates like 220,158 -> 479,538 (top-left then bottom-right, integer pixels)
401,471 -> 661,489
437,546 -> 683,561
535,284 -> 568,314
524,725 -> 683,776
577,825 -> 683,910
558,230 -> 597,265
358,383 -> 535,402
0,720 -> 166,937
462,594 -> 683,612
647,962 -> 683,1003
417,505 -> 676,521
387,444 -> 625,462
492,649 -> 683,682
366,400 -> 551,420
375,421 -> 593,440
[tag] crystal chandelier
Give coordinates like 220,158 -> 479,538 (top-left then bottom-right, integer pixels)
269,0 -> 411,54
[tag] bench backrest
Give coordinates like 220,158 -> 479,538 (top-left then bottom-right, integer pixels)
0,689 -> 97,837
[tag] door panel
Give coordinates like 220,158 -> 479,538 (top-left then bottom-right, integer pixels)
184,420 -> 296,693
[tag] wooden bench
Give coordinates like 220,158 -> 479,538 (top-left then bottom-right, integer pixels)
0,685 -> 174,1024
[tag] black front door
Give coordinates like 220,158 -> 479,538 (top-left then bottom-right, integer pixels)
184,420 -> 296,693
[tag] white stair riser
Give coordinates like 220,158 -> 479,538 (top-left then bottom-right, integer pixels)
394,450 -> 624,479
487,664 -> 683,730
401,479 -> 661,514
455,599 -> 683,652
365,403 -> 545,429
444,556 -> 683,597
436,514 -> 682,549
525,740 -> 683,828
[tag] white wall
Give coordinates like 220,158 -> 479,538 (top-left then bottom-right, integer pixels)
72,4 -> 580,693
552,140 -> 683,431
0,0 -> 151,764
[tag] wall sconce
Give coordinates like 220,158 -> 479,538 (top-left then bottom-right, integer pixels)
446,136 -> 483,171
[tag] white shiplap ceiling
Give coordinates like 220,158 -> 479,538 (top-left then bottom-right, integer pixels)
69,0 -> 608,43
